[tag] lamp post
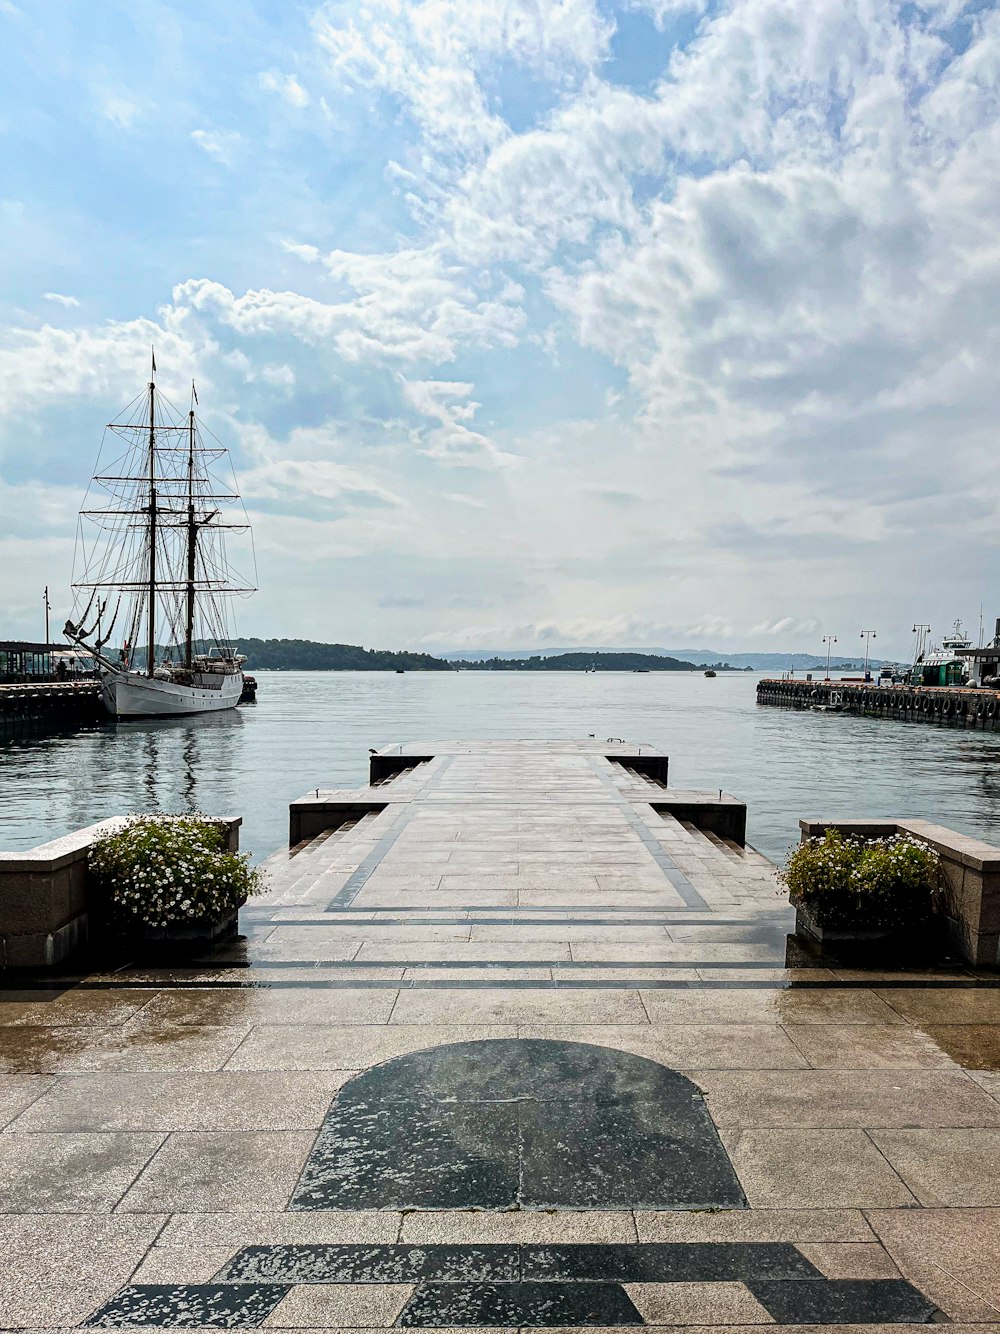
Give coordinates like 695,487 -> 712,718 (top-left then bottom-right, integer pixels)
912,624 -> 930,669
860,630 -> 876,682
822,635 -> 837,681
43,586 -> 50,644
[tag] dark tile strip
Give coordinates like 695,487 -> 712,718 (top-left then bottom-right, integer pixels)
207,958 -> 786,971
1,976 -> 991,994
253,915 -> 776,927
397,1280 -> 645,1327
748,1278 -> 939,1325
585,757 -> 709,909
216,1242 -> 520,1284
325,757 -> 455,910
215,1241 -> 821,1286
84,1283 -> 289,1328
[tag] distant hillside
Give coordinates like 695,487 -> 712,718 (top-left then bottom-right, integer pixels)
238,638 -> 452,671
442,647 -> 888,670
460,651 -> 700,672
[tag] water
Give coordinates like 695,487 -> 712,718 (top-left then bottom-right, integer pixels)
4,670 -> 1000,863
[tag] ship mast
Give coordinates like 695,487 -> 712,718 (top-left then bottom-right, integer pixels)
185,396 -> 197,668
146,353 -> 157,677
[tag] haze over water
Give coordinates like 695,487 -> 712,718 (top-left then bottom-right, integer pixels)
4,671 -> 1000,864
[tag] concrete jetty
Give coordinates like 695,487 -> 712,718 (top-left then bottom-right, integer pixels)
4,739 -> 1000,1328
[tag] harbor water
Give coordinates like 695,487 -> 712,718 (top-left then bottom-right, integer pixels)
3,669 -> 1000,863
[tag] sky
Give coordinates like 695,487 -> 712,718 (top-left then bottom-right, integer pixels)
2,0 -> 1000,659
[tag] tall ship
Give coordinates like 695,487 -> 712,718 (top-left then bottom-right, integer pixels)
65,356 -> 256,717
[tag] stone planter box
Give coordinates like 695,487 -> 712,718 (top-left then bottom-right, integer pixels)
798,817 -> 1000,966
793,900 -> 919,948
0,815 -> 242,969
113,899 -> 245,953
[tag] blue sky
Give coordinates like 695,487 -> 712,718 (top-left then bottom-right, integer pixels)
2,0 -> 1000,656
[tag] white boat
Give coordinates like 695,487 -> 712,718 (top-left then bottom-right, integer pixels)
911,620 -> 972,688
65,355 -> 256,718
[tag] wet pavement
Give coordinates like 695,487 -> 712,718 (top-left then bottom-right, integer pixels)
4,738 -> 1000,1329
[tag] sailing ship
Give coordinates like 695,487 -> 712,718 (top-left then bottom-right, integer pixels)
64,355 -> 256,717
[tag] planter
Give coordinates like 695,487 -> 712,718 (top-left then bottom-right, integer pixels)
794,900 -> 900,945
104,895 -> 247,959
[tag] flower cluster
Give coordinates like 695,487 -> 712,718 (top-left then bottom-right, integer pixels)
88,813 -> 264,929
782,829 -> 939,929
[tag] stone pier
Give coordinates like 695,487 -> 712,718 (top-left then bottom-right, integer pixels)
3,739 -> 1000,1329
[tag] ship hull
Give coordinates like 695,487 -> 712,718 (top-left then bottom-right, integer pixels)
101,669 -> 243,718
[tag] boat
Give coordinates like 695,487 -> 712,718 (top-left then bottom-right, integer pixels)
704,669 -> 717,678
64,355 -> 256,718
911,620 -> 972,688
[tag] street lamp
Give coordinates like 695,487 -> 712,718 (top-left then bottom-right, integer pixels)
822,635 -> 837,680
912,624 -> 930,668
860,630 -> 876,682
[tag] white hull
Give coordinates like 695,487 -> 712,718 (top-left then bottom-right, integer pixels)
102,669 -> 242,718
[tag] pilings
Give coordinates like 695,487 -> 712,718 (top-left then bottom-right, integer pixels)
757,678 -> 1000,729
0,680 -> 104,734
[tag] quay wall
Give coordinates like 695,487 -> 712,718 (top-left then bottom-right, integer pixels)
757,678 -> 1000,729
0,680 -> 103,733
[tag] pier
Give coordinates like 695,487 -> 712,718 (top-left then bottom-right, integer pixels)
757,676 -> 1000,727
4,739 -> 1000,1327
0,679 -> 103,732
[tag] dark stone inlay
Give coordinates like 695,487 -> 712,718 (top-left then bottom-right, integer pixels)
396,1280 -> 645,1327
518,1100 -> 746,1209
748,1278 -> 939,1325
522,1242 -> 821,1282
84,1284 -> 289,1328
292,1097 -> 520,1210
216,1241 -> 822,1286
217,1243 -> 519,1284
290,1038 -> 746,1211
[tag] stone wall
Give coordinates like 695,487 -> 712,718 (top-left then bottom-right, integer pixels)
0,816 -> 241,969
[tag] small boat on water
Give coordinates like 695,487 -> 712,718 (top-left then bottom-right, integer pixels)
64,355 -> 256,718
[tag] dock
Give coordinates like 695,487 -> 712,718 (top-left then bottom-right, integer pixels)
758,676 -> 1000,727
0,679 -> 103,731
3,738 -> 1000,1328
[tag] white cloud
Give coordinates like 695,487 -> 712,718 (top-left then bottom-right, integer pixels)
95,89 -> 142,129
42,292 -> 79,308
260,69 -> 311,107
312,0 -> 612,159
401,377 -> 515,469
190,128 -> 242,164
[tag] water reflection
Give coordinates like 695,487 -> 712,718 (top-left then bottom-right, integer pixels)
6,671 -> 1000,863
123,710 -> 243,815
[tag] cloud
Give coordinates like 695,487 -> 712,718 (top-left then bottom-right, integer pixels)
312,0 -> 612,159
95,90 -> 142,129
400,377 -> 515,469
42,292 -> 80,308
190,128 -> 242,164
259,69 -> 310,107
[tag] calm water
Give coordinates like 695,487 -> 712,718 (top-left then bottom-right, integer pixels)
4,670 -> 1000,863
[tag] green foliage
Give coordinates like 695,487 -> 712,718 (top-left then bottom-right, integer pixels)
137,639 -> 453,671
464,651 -> 699,671
783,829 -> 939,929
89,814 -> 264,929
232,639 -> 452,671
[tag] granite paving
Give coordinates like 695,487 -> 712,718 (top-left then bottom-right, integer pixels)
4,738 -> 1000,1329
